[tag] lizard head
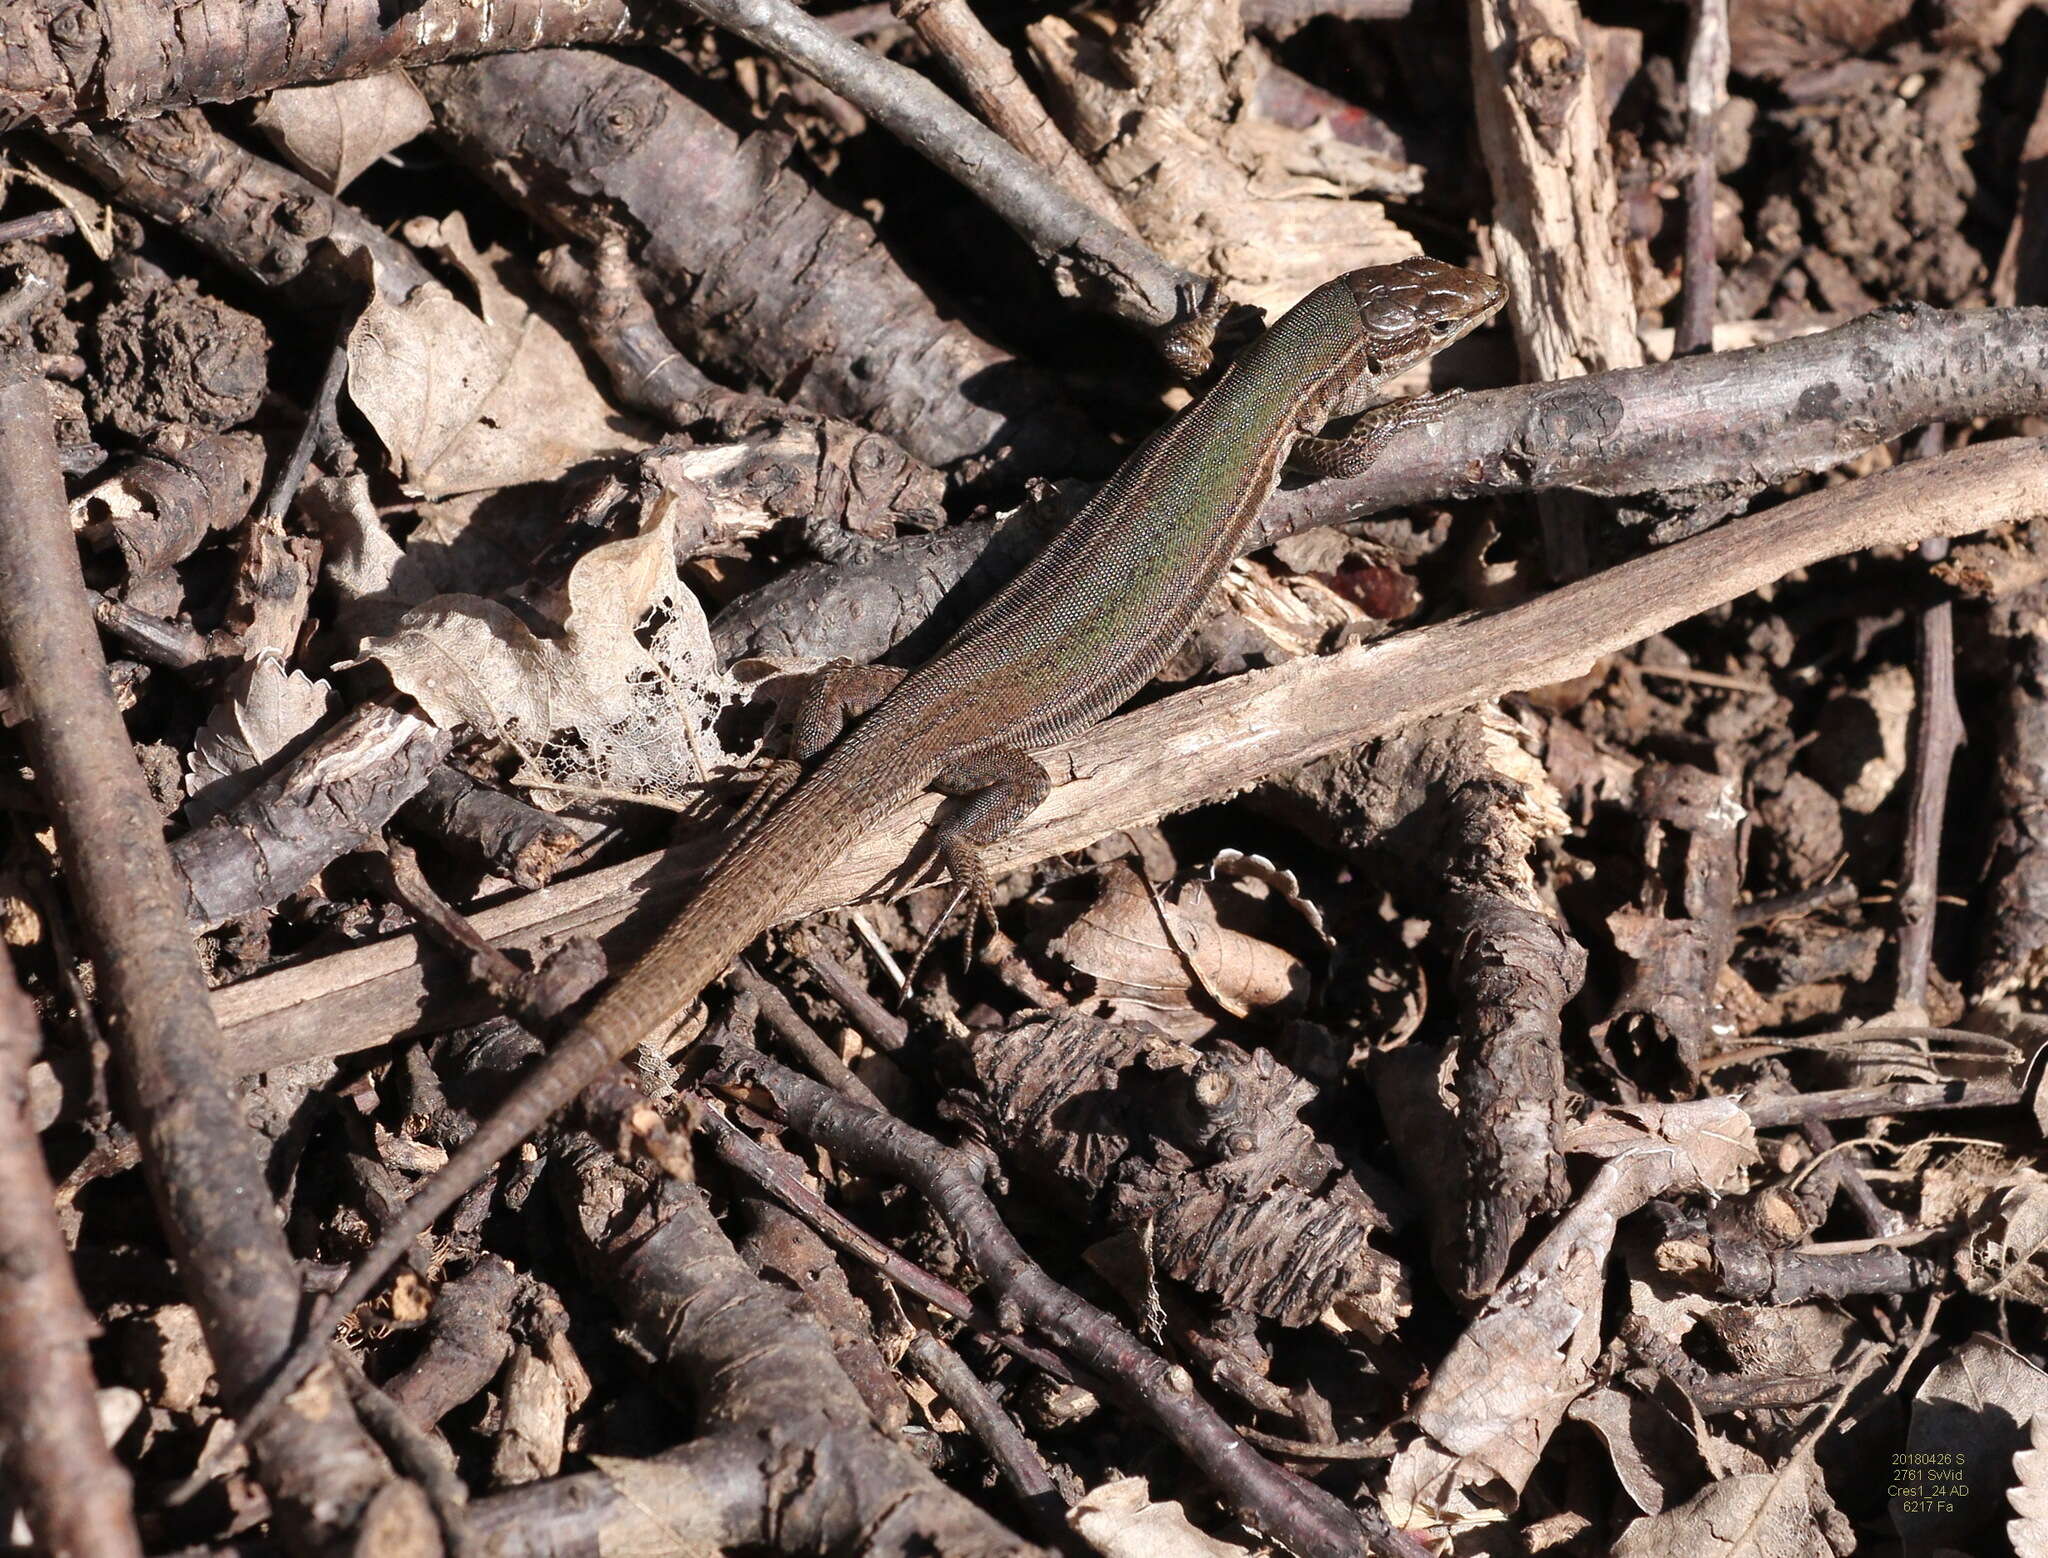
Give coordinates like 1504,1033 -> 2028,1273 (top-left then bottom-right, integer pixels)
1341,256 -> 1507,374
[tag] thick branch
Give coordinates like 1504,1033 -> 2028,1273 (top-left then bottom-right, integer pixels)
2,0 -> 646,129
1266,302 -> 2048,537
716,303 -> 2048,666
0,357 -> 391,1542
46,112 -> 432,309
422,49 -> 1098,472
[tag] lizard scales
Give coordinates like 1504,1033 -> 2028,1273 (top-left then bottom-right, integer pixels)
258,254 -> 1505,1435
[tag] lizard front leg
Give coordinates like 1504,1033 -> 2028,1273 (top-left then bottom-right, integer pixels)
1289,387 -> 1465,480
732,660 -> 907,837
903,745 -> 1051,987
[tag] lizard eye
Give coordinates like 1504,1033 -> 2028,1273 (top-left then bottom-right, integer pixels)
1429,317 -> 1455,335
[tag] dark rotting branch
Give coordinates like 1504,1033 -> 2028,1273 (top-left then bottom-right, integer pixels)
702,1037 -> 1430,1558
668,0 -> 1203,338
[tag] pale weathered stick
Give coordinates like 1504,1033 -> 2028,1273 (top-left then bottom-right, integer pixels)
212,438 -> 2048,1071
1468,0 -> 1644,577
1468,0 -> 1642,381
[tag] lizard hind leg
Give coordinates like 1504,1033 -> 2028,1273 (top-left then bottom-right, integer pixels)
900,746 -> 1052,993
730,660 -> 908,842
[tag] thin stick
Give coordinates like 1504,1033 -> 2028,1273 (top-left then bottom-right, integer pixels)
1675,0 -> 1730,354
0,955 -> 143,1558
891,0 -> 1133,234
904,1332 -> 1072,1548
256,328 -> 352,529
1894,433 -> 1963,1013
695,1102 -> 1080,1383
1742,1080 -> 2020,1128
0,209 -> 76,245
707,1042 -> 1429,1558
799,943 -> 910,1053
330,1349 -> 481,1558
730,958 -> 882,1107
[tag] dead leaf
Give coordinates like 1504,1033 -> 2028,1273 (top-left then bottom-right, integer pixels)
1567,1388 -> 1696,1514
1730,0 -> 1911,80
1386,1101 -> 1751,1537
296,471 -> 441,648
352,484 -> 739,810
183,658 -> 340,824
1610,1463 -> 1824,1557
1899,1334 -> 2048,1556
251,74 -> 432,194
131,1304 -> 214,1415
345,214 -> 645,498
1069,1477 -> 1255,1558
2012,1414 -> 2048,1558
1203,849 -> 1332,945
1565,1098 -> 1759,1194
1043,860 -> 1307,1034
1806,662 -> 1913,815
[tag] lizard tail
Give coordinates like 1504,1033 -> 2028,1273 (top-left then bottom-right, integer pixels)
238,767 -> 875,1434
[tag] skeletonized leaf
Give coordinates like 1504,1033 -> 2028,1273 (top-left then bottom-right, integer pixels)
251,74 -> 432,194
1960,1177 -> 2048,1306
352,486 -> 738,809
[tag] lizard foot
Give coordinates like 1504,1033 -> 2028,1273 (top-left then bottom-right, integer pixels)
730,757 -> 803,840
899,837 -> 1002,1000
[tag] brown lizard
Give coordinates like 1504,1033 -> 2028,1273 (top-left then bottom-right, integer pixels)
245,254 -> 1506,1483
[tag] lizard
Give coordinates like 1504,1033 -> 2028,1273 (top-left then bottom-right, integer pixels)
241,253 -> 1506,1443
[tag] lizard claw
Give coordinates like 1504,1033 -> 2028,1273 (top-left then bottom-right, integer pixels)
730,757 -> 803,841
898,840 -> 1002,1001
